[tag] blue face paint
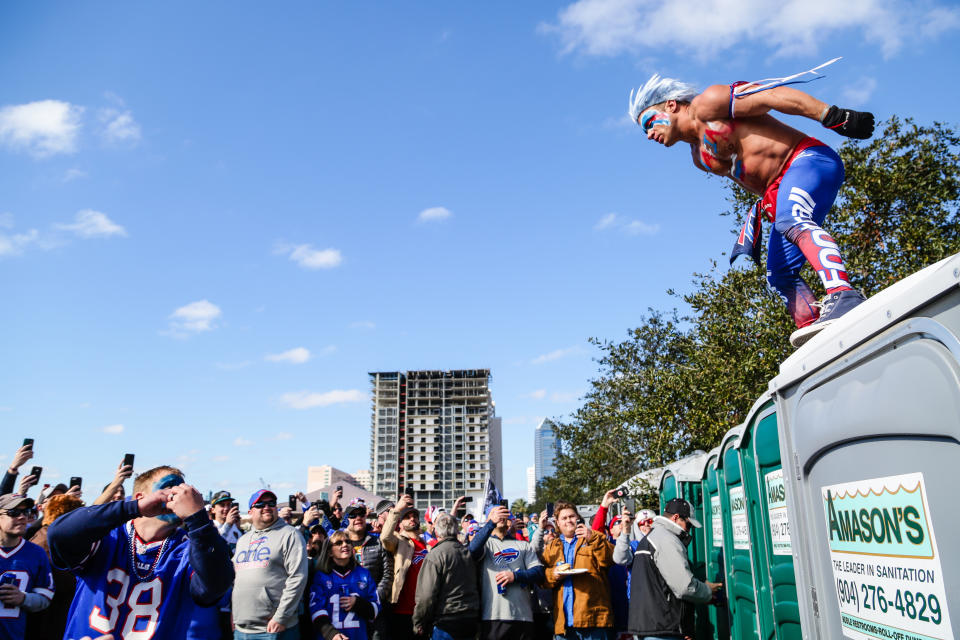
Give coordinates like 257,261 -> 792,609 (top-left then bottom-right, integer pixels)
640,109 -> 670,133
152,474 -> 184,523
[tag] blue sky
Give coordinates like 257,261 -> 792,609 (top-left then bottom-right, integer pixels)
3,1 -> 958,505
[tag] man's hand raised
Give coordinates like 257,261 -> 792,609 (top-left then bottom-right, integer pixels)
821,106 -> 874,139
486,506 -> 509,524
9,444 -> 33,473
166,484 -> 205,519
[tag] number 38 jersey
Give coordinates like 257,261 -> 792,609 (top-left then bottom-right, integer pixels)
63,522 -> 197,640
309,565 -> 380,640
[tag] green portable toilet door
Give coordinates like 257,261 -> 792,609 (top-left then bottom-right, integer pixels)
753,411 -> 801,640
704,455 -> 730,640
660,470 -> 677,513
723,443 -> 760,640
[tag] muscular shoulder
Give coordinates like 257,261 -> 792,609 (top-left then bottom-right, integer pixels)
690,84 -> 733,122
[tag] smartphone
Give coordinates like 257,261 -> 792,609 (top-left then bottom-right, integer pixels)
463,496 -> 474,503
613,486 -> 630,499
70,476 -> 82,490
0,572 -> 17,587
22,438 -> 33,448
499,498 -> 509,509
546,502 -> 555,518
122,453 -> 135,468
336,485 -> 343,493
403,486 -> 413,498
289,495 -> 297,511
30,466 -> 42,481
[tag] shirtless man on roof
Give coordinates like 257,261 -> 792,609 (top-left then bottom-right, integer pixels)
629,65 -> 874,346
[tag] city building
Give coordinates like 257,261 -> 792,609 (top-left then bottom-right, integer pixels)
307,465 -> 358,494
370,369 -> 502,509
352,469 -> 372,492
526,466 -> 536,503
534,418 -> 560,487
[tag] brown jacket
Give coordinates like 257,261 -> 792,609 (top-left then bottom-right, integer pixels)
541,529 -> 614,634
379,508 -> 423,604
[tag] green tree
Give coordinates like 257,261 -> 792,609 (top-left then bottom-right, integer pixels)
510,498 -> 529,515
540,117 -> 960,504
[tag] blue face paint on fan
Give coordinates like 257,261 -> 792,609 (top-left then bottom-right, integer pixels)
640,109 -> 670,133
153,474 -> 185,523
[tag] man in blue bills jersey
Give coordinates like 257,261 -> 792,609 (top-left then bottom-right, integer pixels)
0,494 -> 54,640
48,465 -> 234,640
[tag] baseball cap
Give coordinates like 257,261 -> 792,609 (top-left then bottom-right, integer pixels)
663,498 -> 702,528
248,489 -> 277,509
211,491 -> 233,506
609,515 -> 623,529
374,499 -> 394,515
345,498 -> 367,517
38,483 -> 68,504
637,509 -> 656,523
0,494 -> 35,511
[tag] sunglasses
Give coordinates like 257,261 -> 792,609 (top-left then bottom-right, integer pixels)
2,508 -> 30,518
331,540 -> 352,546
252,500 -> 277,509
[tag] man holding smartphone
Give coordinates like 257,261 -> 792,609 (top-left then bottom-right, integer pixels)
0,441 -> 36,497
209,490 -> 242,551
0,493 -> 54,640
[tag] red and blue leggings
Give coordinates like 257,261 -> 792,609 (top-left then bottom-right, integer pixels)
764,139 -> 851,327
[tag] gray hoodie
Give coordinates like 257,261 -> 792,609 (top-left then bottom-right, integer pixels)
232,519 -> 308,632
614,515 -> 711,603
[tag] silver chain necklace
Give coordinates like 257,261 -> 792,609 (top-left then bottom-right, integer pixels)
128,523 -> 169,581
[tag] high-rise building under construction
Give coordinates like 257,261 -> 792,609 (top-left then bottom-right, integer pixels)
369,369 -> 502,509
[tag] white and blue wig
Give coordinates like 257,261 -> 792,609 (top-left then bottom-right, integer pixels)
628,74 -> 698,125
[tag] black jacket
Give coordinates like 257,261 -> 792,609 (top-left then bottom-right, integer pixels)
626,517 -> 711,638
353,531 -> 394,605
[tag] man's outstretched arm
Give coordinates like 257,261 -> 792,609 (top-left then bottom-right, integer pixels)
694,84 -> 874,139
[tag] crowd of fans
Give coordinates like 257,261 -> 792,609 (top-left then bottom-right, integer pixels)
0,439 -> 722,640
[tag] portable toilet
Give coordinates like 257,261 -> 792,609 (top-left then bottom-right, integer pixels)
717,426 -> 760,640
737,393 -> 800,640
659,451 -> 710,636
772,253 -> 960,640
658,449 -> 708,512
700,448 -> 730,640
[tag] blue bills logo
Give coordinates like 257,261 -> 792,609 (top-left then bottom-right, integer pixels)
493,549 -> 520,565
412,549 -> 428,565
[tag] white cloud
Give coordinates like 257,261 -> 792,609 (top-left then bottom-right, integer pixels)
0,228 -> 39,257
101,424 -> 125,434
275,432 -> 293,440
318,345 -> 337,356
842,77 -> 877,107
594,213 -> 659,236
279,389 -> 366,410
100,108 -> 141,145
531,346 -> 585,364
169,299 -> 222,334
212,455 -> 230,462
525,389 -> 548,400
234,437 -> 253,447
550,391 -> 581,403
265,347 -> 311,364
0,100 -> 83,157
273,481 -> 295,489
275,243 -> 343,269
417,206 -> 452,223
543,0 -> 960,59
350,321 -> 376,330
0,213 -> 13,229
63,168 -> 87,182
624,220 -> 660,236
56,209 -> 127,238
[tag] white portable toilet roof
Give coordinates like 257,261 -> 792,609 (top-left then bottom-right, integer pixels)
698,447 -> 721,480
659,450 -> 709,485
714,426 -> 744,469
772,252 -> 960,391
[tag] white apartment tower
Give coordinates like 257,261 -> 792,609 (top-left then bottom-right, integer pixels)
370,369 -> 502,509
